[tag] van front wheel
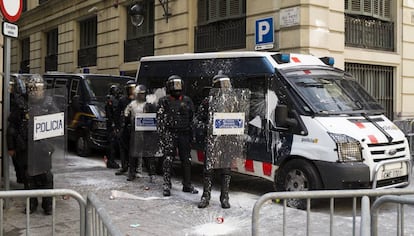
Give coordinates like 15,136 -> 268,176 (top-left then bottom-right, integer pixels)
76,135 -> 91,157
275,159 -> 322,209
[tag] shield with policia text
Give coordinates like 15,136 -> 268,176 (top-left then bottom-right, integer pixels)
130,102 -> 159,158
27,86 -> 66,176
205,88 -> 250,169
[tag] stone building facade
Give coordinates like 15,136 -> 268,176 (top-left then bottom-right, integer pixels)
5,0 -> 414,119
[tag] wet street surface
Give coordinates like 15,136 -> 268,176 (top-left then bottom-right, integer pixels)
2,151 -> 414,235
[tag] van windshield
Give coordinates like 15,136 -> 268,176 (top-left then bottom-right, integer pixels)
284,68 -> 384,115
85,76 -> 130,101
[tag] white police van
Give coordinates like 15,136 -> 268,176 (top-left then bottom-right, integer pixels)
137,51 -> 411,198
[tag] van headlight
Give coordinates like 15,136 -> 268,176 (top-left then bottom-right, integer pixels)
328,132 -> 362,162
92,120 -> 106,130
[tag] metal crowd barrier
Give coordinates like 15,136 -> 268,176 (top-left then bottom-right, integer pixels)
371,195 -> 414,236
394,119 -> 414,157
251,188 -> 414,236
86,193 -> 123,236
0,189 -> 124,236
0,189 -> 86,236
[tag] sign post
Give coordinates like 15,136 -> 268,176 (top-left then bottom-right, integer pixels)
255,17 -> 274,50
1,0 -> 22,202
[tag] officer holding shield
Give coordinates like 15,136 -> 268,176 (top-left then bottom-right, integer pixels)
198,72 -> 248,209
124,84 -> 158,181
157,75 -> 198,196
8,75 -> 61,215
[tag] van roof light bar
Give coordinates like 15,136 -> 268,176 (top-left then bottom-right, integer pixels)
274,53 -> 290,64
319,57 -> 335,66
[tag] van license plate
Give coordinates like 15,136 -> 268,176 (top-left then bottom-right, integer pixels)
381,168 -> 404,179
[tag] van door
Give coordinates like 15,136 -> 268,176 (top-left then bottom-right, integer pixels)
237,76 -> 273,165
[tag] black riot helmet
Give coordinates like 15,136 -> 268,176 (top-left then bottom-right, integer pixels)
26,74 -> 46,100
134,84 -> 147,102
166,75 -> 183,98
109,84 -> 122,98
212,70 -> 232,89
125,80 -> 136,97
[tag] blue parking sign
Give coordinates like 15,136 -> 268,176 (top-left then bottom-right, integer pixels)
255,17 -> 274,50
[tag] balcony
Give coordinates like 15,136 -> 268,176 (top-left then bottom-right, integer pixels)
345,14 -> 394,51
78,46 -> 97,67
195,18 -> 246,52
124,35 -> 154,63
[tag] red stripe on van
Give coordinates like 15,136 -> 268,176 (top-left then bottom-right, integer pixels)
368,135 -> 378,144
355,122 -> 365,128
197,150 -> 205,162
291,57 -> 301,63
245,160 -> 254,172
262,162 -> 272,176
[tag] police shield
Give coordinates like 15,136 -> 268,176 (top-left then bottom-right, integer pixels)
129,103 -> 159,158
27,86 -> 66,176
205,88 -> 250,169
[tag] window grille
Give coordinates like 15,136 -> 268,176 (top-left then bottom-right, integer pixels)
345,63 -> 394,119
196,0 -> 246,52
124,0 -> 154,62
45,28 -> 58,71
78,17 -> 97,67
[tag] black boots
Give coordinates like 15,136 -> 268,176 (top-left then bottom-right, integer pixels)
220,175 -> 231,209
115,167 -> 127,175
198,174 -> 212,208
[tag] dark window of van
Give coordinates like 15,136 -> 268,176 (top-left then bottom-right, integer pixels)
45,28 -> 58,72
78,17 -> 97,67
195,0 -> 246,52
124,0 -> 155,62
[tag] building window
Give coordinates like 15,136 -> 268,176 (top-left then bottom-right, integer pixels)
345,0 -> 394,51
20,37 -> 30,73
195,0 -> 246,52
345,63 -> 394,119
124,0 -> 154,62
45,28 -> 58,72
78,17 -> 97,67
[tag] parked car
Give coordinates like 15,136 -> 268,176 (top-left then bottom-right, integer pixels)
43,72 -> 134,156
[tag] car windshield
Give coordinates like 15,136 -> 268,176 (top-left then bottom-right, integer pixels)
85,76 -> 131,101
283,68 -> 384,115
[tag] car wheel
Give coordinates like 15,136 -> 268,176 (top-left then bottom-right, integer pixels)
76,135 -> 91,157
275,159 -> 322,210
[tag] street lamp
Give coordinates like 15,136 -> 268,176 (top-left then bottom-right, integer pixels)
129,2 -> 145,27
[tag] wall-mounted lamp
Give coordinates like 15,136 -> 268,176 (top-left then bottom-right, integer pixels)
129,2 -> 145,27
158,0 -> 171,23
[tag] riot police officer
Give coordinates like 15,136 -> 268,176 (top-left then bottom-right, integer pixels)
115,80 -> 136,175
198,73 -> 237,209
157,75 -> 198,196
124,84 -> 158,181
8,75 -> 57,215
105,85 -> 122,169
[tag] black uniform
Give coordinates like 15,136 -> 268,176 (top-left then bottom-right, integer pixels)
157,94 -> 198,196
7,92 -> 28,184
117,95 -> 134,173
105,93 -> 121,169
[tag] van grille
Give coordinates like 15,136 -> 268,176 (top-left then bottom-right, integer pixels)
366,140 -> 407,162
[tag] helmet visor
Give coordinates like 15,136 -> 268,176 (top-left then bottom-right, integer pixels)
169,79 -> 183,90
213,78 -> 231,89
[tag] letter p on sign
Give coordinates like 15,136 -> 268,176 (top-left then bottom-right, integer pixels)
255,17 -> 274,50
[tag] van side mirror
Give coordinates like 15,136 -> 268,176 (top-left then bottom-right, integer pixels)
274,104 -> 297,128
